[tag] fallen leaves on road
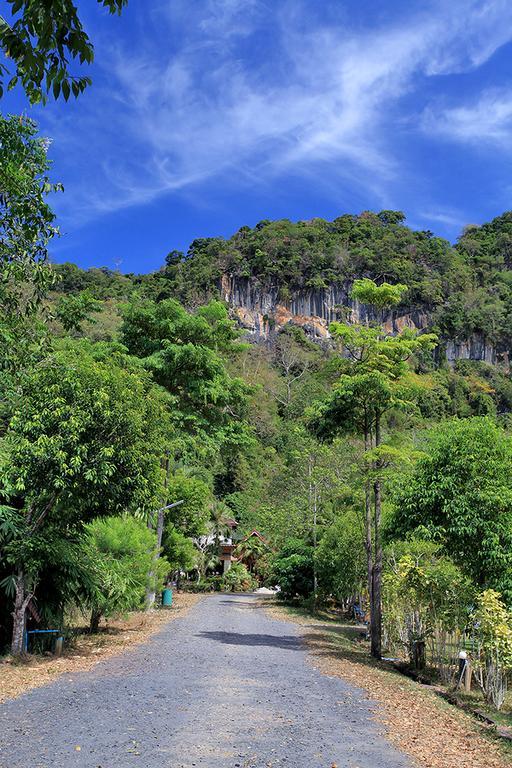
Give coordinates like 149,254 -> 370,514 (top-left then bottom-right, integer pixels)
0,592 -> 202,704
266,603 -> 511,768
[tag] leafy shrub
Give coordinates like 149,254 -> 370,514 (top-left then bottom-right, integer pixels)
316,512 -> 366,603
471,589 -> 512,710
221,562 -> 256,592
185,576 -> 222,593
83,515 -> 168,628
382,539 -> 473,677
272,539 -> 314,600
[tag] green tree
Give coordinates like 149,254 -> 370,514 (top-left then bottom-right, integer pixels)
351,278 -> 408,310
221,561 -> 256,592
471,589 -> 512,709
84,515 -> 166,631
272,539 -> 314,599
120,298 -> 251,458
165,472 -> 211,539
316,511 -> 366,605
0,114 -> 61,359
161,525 -> 197,586
309,279 -> 436,658
389,416 -> 512,603
382,539 -> 473,671
0,1 -> 127,103
0,343 -> 168,653
55,290 -> 102,333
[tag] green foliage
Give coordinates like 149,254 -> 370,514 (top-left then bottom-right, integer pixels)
472,590 -> 512,669
0,0 -> 127,103
471,589 -> 512,709
52,263 -> 134,300
165,473 -> 211,538
0,115 -> 61,321
120,298 -> 252,463
161,525 -> 197,576
390,417 -> 512,602
272,539 -> 314,599
309,371 -> 394,442
351,278 -> 408,309
383,539 -> 473,663
221,562 -> 256,592
55,290 -> 102,333
316,511 -> 366,601
0,343 -> 168,592
84,515 -> 166,620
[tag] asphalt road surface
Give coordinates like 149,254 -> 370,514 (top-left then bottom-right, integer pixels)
0,594 -> 411,768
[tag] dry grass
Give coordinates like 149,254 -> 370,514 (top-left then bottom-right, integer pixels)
266,602 -> 512,768
0,592 -> 202,704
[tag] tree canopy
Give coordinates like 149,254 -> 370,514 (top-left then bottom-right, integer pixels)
0,0 -> 127,103
389,416 -> 512,602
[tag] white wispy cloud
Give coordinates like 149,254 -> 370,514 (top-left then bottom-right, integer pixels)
41,0 -> 512,225
416,209 -> 468,230
422,88 -> 512,146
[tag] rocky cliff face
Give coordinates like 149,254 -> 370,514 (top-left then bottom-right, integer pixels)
219,275 -> 496,365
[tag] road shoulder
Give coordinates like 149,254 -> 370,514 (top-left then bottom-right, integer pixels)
266,601 -> 512,768
0,592 -> 202,704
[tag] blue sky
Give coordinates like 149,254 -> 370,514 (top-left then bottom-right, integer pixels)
2,0 -> 512,273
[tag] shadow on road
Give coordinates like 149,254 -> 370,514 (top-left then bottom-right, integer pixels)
197,630 -> 303,650
217,599 -> 261,608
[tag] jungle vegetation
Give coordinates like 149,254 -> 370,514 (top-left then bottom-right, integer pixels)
1,114 -> 512,709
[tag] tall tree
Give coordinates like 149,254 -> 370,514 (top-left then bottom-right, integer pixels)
0,343 -> 168,653
309,279 -> 436,658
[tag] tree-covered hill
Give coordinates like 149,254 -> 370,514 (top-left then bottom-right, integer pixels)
52,210 -> 512,354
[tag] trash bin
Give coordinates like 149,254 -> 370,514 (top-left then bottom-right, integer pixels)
54,636 -> 64,656
162,588 -> 173,607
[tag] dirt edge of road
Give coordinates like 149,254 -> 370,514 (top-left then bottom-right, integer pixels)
0,592 -> 202,704
266,601 -> 511,768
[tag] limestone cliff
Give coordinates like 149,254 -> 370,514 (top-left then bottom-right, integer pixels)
219,274 -> 496,365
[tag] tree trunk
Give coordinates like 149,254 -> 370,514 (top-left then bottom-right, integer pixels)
370,415 -> 383,660
370,483 -> 383,659
146,454 -> 171,610
312,484 -> 318,607
11,568 -> 31,655
90,608 -> 102,633
363,425 -> 373,638
412,640 -> 426,670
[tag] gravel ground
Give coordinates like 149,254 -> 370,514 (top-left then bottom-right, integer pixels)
0,594 -> 411,768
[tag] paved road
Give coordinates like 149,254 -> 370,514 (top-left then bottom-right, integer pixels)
0,594 -> 411,768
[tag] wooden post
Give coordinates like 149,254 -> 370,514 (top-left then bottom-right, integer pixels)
463,659 -> 472,692
457,651 -> 471,691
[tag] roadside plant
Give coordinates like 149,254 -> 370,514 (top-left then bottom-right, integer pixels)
471,590 -> 512,710
272,539 -> 314,600
0,344 -> 167,654
221,562 -> 256,592
84,516 -> 168,632
309,278 -> 437,658
390,417 -> 512,603
383,539 -> 473,676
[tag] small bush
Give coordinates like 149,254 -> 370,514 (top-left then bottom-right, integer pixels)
183,576 -> 222,593
272,539 -> 314,600
221,562 -> 256,592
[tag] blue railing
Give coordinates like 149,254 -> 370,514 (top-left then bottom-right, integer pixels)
24,629 -> 61,653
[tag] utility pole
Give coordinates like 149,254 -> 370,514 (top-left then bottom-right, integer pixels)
145,485 -> 185,611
